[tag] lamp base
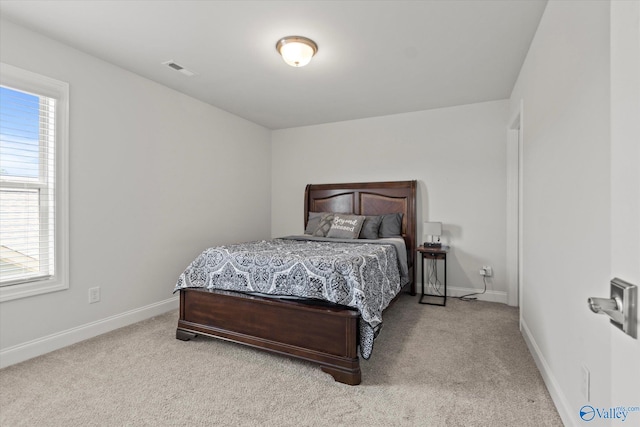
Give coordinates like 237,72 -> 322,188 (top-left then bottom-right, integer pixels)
423,242 -> 442,248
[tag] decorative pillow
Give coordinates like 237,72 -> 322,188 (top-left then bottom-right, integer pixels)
326,214 -> 366,239
312,213 -> 335,237
359,215 -> 383,239
304,212 -> 326,235
379,213 -> 403,237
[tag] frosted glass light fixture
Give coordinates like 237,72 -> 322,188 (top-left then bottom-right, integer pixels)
276,36 -> 318,67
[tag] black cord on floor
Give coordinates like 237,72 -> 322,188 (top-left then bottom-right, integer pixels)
456,275 -> 488,301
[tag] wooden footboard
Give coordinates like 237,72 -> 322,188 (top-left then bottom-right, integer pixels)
177,288 -> 362,385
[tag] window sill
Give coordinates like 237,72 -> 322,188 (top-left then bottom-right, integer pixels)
0,278 -> 68,302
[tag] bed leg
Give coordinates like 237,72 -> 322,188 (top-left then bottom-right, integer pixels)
176,328 -> 197,341
320,366 -> 362,386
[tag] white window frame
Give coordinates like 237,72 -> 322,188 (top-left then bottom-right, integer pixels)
0,63 -> 69,302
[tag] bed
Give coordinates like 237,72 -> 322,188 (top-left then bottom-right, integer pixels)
174,180 -> 417,385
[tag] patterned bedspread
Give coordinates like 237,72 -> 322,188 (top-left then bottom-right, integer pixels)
174,237 -> 405,359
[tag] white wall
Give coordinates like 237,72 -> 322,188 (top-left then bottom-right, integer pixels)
509,2 -> 614,424
271,100 -> 509,301
0,20 -> 271,363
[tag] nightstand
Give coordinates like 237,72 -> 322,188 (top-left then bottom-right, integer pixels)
417,245 -> 448,306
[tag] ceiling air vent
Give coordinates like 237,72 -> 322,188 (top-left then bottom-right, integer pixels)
162,60 -> 196,77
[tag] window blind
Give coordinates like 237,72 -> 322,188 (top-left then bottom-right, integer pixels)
0,85 -> 56,286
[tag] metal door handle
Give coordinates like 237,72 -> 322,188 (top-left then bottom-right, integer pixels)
588,297 -> 624,324
588,278 -> 637,339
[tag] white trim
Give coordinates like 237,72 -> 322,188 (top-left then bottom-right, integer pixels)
506,130 -> 519,306
521,319 -> 576,427
517,102 -> 524,315
0,63 -> 69,302
0,296 -> 179,368
0,279 -> 68,302
506,100 -> 524,309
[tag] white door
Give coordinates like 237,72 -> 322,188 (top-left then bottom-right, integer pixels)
610,0 -> 640,414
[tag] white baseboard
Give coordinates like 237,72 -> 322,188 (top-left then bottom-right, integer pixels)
420,282 -> 508,304
0,296 -> 179,369
521,319 -> 576,427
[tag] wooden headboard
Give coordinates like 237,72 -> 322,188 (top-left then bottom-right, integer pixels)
304,180 -> 417,294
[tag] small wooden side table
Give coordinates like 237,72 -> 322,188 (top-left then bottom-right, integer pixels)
417,245 -> 449,306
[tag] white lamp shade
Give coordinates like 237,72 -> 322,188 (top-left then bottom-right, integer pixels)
423,222 -> 442,237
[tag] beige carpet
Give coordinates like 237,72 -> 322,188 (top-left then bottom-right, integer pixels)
0,294 -> 562,426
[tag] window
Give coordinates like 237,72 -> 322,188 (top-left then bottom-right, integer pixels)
0,63 -> 68,302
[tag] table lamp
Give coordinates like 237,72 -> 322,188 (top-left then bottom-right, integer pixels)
423,222 -> 442,248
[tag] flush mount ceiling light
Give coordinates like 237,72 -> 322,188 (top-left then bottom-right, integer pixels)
276,36 -> 318,67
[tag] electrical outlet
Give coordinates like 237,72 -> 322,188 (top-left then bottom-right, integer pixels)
581,365 -> 590,401
88,287 -> 100,304
479,266 -> 493,277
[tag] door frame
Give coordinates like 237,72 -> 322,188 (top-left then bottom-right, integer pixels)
610,0 -> 640,406
507,101 -> 524,312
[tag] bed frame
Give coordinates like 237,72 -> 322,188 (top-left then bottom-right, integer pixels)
176,180 -> 417,385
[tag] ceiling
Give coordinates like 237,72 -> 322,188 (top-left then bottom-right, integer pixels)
0,0 -> 547,130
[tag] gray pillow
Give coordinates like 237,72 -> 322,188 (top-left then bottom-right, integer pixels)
312,213 -> 335,237
359,215 -> 383,239
326,214 -> 366,239
379,213 -> 403,237
304,211 -> 326,235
